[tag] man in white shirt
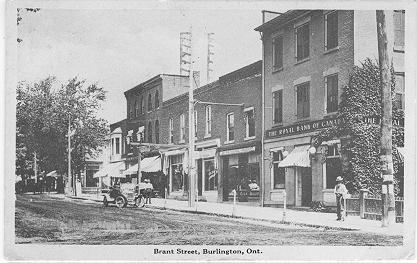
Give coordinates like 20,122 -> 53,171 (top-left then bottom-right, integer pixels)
334,176 -> 348,221
144,179 -> 154,204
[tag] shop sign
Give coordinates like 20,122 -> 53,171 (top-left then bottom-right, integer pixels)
266,117 -> 341,139
266,116 -> 404,139
219,146 -> 256,156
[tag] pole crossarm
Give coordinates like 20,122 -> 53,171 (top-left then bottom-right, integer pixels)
195,100 -> 244,107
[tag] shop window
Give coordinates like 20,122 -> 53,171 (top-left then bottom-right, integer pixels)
325,11 -> 338,50
169,118 -> 174,143
273,90 -> 283,124
204,158 -> 217,191
170,155 -> 184,192
147,121 -> 152,143
205,105 -> 212,136
148,93 -> 152,111
296,82 -> 310,119
295,23 -> 310,61
155,120 -> 159,144
226,112 -> 234,142
273,35 -> 283,70
326,144 -> 341,189
244,107 -> 255,139
180,114 -> 185,142
272,150 -> 285,189
325,74 -> 338,113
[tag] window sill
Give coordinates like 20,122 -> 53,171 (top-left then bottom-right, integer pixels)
244,136 -> 256,141
272,67 -> 284,74
204,134 -> 212,139
322,189 -> 334,193
272,122 -> 284,127
324,112 -> 338,118
179,140 -> 185,144
324,46 -> 339,55
294,117 -> 310,123
393,45 -> 404,53
224,140 -> 234,145
294,57 -> 310,66
270,189 -> 285,192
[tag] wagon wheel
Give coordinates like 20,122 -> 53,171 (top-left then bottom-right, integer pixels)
115,196 -> 126,208
103,196 -> 108,207
135,196 -> 145,208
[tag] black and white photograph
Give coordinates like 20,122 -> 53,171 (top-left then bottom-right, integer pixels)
4,0 -> 416,261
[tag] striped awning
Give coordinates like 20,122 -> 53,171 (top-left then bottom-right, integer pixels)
122,156 -> 161,175
278,145 -> 311,168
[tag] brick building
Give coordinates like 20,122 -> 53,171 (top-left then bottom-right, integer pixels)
160,61 -> 262,202
255,10 -> 404,207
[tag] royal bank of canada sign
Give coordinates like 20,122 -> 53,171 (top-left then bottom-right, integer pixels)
265,116 -> 404,139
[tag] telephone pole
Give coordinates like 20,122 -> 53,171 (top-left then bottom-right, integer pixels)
376,10 -> 395,226
188,34 -> 196,207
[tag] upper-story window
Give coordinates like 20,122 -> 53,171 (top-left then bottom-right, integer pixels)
180,114 -> 185,142
244,107 -> 255,139
394,10 -> 405,48
129,100 -> 134,119
135,98 -> 139,117
147,121 -> 152,143
155,90 -> 160,109
273,90 -> 283,124
394,73 -> 405,110
325,11 -> 338,51
205,105 -> 212,137
295,23 -> 310,61
115,137 -> 120,154
140,96 -> 144,114
155,120 -> 160,144
296,82 -> 310,119
226,112 -> 234,142
272,35 -> 283,70
111,138 -> 114,155
169,118 -> 174,144
148,93 -> 152,111
325,74 -> 338,113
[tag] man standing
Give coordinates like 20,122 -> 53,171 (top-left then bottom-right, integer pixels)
334,176 -> 348,221
144,178 -> 154,204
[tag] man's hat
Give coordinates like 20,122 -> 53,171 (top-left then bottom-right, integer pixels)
336,176 -> 343,182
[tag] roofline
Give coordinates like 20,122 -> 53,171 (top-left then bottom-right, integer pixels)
124,74 -> 189,96
254,10 -> 311,32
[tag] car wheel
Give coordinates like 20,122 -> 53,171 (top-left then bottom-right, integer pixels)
115,196 -> 125,208
135,196 -> 145,208
103,197 -> 108,207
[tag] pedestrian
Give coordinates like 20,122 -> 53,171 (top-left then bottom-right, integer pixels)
334,176 -> 348,221
144,178 -> 154,204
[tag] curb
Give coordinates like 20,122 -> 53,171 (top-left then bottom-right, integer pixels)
148,204 -> 359,232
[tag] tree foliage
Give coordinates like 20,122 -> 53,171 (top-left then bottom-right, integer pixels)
16,77 -> 109,180
316,59 -> 404,196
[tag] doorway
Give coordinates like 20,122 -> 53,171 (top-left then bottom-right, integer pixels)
301,167 -> 312,206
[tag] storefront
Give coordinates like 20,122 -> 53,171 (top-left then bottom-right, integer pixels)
263,117 -> 343,207
195,139 -> 220,202
161,147 -> 189,199
218,141 -> 261,203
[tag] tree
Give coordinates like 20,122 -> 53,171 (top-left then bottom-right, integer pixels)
315,59 -> 404,196
16,77 -> 109,184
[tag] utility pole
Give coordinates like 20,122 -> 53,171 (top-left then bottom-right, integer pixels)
376,10 -> 395,226
206,33 -> 214,83
188,30 -> 196,207
68,114 -> 73,196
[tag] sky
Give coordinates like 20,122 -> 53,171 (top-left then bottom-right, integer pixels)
17,6 -> 277,123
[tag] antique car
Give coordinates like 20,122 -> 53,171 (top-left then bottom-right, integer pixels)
102,182 -> 147,208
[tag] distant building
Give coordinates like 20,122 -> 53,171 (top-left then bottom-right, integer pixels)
255,10 -> 404,207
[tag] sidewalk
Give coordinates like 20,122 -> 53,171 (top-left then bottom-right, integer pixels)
68,193 -> 403,236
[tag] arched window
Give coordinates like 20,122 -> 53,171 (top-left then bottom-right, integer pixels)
134,100 -> 138,117
135,97 -> 139,116
148,93 -> 152,111
140,96 -> 144,114
148,121 -> 152,143
155,120 -> 159,144
155,90 -> 160,109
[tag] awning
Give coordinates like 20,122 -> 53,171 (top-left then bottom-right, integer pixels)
278,145 -> 310,168
46,170 -> 59,178
93,162 -> 125,178
122,156 -> 161,175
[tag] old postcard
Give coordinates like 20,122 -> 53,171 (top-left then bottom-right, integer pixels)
4,0 -> 416,261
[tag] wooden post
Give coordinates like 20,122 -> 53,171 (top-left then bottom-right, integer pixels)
376,10 -> 395,227
282,190 -> 287,222
232,189 -> 237,217
359,189 -> 369,219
